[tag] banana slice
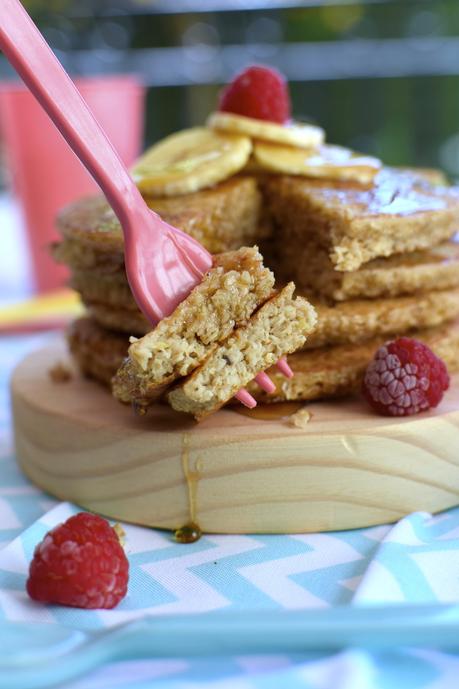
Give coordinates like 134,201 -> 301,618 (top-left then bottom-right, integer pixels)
253,141 -> 382,184
207,111 -> 324,149
132,127 -> 252,197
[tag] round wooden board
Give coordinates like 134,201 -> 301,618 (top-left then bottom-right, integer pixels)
11,339 -> 459,534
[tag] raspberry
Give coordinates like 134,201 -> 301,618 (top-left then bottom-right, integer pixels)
26,512 -> 129,609
363,337 -> 450,417
218,65 -> 291,124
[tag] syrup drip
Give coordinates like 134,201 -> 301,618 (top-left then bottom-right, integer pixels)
174,522 -> 202,544
235,401 -> 304,421
177,434 -> 202,543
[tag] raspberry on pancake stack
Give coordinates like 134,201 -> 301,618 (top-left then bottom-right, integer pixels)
53,65 -> 459,419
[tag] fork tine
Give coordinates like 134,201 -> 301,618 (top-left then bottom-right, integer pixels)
235,389 -> 257,408
276,357 -> 294,379
255,371 -> 276,394
236,360 -> 289,407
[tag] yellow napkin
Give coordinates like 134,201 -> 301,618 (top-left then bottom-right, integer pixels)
0,289 -> 84,332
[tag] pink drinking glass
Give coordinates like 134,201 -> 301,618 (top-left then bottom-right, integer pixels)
0,75 -> 145,293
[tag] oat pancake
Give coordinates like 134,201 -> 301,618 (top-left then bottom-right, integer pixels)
71,239 -> 459,311
75,270 -> 459,348
67,318 -> 128,387
53,176 -> 266,269
246,320 -> 459,404
275,240 -> 459,301
167,283 -> 317,420
307,287 -> 459,348
263,168 -> 459,271
70,270 -> 135,311
68,317 -> 459,406
111,246 -> 275,408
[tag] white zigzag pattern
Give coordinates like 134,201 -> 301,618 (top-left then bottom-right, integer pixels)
99,534 -> 266,626
238,534 -> 363,609
352,560 -> 405,604
0,497 -> 22,529
0,588 -> 56,624
410,549 -> 459,602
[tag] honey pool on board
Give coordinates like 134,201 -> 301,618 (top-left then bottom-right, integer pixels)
235,401 -> 304,420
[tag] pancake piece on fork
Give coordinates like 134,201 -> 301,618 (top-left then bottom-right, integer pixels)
167,283 -> 317,420
112,246 -> 275,410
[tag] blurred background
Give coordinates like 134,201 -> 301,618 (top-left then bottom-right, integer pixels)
2,0 -> 459,308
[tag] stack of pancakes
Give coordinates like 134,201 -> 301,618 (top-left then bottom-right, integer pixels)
55,163 -> 459,410
250,167 -> 459,401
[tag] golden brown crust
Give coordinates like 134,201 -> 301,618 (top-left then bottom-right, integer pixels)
70,251 -> 284,318
55,176 -> 266,257
70,271 -> 135,312
76,271 -> 459,348
263,168 -> 459,271
84,303 -> 149,336
307,287 -> 459,348
275,240 -> 459,301
52,239 -> 125,275
67,318 -> 129,387
54,166 -> 456,279
66,237 -> 459,314
67,316 -> 459,408
246,320 -> 459,404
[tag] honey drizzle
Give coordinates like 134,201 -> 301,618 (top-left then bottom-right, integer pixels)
234,401 -> 304,421
176,434 -> 202,543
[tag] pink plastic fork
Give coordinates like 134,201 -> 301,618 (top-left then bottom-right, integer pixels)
0,0 -> 290,408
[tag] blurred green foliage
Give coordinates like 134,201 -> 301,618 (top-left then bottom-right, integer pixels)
21,0 -> 72,15
7,1 -> 459,176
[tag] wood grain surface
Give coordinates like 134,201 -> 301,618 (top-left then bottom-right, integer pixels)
11,339 -> 459,534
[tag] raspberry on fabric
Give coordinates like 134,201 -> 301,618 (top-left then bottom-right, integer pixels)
362,337 -> 450,417
26,512 -> 129,609
218,65 -> 291,123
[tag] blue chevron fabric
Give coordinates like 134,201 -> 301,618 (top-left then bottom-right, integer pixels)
2,334 -> 459,688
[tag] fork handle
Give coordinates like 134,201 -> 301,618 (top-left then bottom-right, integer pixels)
0,0 -> 145,228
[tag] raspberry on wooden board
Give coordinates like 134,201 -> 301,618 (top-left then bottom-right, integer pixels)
363,337 -> 450,417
